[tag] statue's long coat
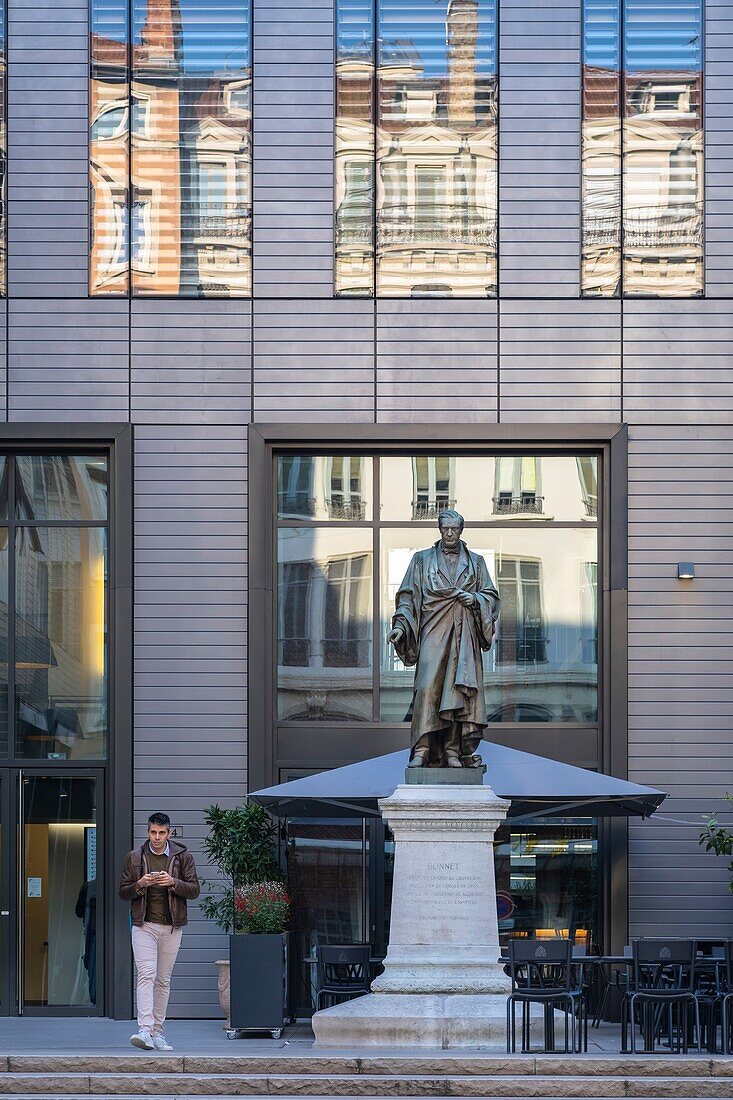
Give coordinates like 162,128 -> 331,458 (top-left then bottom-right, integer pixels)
392,540 -> 500,752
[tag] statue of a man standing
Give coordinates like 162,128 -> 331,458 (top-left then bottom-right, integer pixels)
387,509 -> 500,769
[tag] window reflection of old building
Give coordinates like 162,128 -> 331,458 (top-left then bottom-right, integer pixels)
0,7 -> 6,298
581,0 -> 703,297
90,0 -> 251,296
411,457 -> 454,519
493,457 -> 542,516
277,455 -> 599,728
335,0 -> 498,297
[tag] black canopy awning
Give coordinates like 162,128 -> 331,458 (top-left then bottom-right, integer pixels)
249,741 -> 666,822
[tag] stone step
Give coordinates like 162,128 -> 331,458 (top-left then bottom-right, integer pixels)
3,1055 -> 732,1077
0,1074 -> 732,1098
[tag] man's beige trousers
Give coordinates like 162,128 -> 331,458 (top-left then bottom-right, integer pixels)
132,922 -> 183,1034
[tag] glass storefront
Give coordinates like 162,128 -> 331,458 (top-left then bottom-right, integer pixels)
0,451 -> 111,1017
286,815 -> 599,1015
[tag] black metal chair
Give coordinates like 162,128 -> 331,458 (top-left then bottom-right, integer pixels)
716,939 -> 733,1053
315,944 -> 371,1010
506,938 -> 587,1054
623,938 -> 700,1053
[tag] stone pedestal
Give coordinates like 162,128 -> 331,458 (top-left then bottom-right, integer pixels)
313,782 -> 512,1048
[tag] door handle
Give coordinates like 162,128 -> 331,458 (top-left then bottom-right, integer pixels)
0,911 -> 8,917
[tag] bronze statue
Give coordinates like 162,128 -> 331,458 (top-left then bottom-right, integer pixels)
387,509 -> 500,769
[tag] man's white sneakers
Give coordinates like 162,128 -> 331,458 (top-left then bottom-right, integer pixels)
152,1034 -> 174,1051
130,1028 -> 155,1050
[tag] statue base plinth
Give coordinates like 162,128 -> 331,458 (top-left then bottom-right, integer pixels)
313,783 -> 511,1049
312,992 -> 508,1048
404,765 -> 486,785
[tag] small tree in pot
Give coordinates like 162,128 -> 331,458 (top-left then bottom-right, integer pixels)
201,803 -> 292,1037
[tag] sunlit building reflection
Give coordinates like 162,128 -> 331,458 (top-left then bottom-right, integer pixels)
336,0 -> 497,297
90,0 -> 251,296
276,456 -> 598,726
582,0 -> 703,297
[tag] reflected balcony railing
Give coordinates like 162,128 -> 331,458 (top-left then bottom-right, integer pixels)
336,205 -> 498,250
496,632 -> 548,664
582,210 -> 703,250
326,498 -> 366,520
196,205 -> 252,241
493,494 -> 544,516
278,493 -> 317,518
582,495 -> 598,518
323,638 -> 371,668
412,498 -> 456,520
279,638 -> 310,666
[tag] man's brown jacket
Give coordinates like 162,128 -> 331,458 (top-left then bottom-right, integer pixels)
119,839 -> 200,928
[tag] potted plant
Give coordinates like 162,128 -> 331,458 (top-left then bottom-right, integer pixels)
201,803 -> 292,1037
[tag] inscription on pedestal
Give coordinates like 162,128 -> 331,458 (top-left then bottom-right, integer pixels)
396,844 -> 488,945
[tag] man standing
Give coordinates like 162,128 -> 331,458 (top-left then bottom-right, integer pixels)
119,812 -> 200,1051
387,508 -> 500,769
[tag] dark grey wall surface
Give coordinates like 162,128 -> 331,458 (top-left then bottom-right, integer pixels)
2,0 -> 732,1013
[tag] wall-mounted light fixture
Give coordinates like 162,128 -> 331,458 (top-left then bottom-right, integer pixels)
677,562 -> 695,579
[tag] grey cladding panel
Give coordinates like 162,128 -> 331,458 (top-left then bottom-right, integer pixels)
254,298 -> 376,421
8,299 -> 128,420
133,425 -> 248,1013
627,425 -> 733,938
253,0 -> 334,297
498,0 -> 580,297
499,299 -> 621,422
7,0 -> 89,296
623,301 -> 733,422
131,300 -> 252,425
376,300 -> 498,423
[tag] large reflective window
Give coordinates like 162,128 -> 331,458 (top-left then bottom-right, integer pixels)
276,453 -> 599,730
380,526 -> 597,723
336,0 -> 498,297
0,1 -> 6,298
91,0 -> 252,297
277,529 -> 373,721
15,528 -> 107,759
582,0 -> 703,297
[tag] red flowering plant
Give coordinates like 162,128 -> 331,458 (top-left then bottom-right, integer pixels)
234,881 -> 292,935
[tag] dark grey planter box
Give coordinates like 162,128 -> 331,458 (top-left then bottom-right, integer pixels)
229,932 -> 289,1037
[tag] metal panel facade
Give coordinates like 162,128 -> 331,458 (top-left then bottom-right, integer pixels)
1,0 -> 731,1015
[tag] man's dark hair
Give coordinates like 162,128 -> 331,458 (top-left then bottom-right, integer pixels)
438,508 -> 464,530
148,812 -> 171,828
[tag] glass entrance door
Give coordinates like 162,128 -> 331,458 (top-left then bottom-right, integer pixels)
18,772 -> 102,1013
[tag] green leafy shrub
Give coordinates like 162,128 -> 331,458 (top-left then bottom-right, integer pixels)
200,803 -> 283,933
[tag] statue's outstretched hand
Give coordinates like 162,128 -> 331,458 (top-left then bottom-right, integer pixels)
387,626 -> 405,646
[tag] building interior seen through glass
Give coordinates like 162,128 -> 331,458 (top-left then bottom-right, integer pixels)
336,0 -> 498,297
0,456 -> 108,760
277,454 -> 598,725
22,776 -> 98,1008
90,0 -> 251,296
285,817 -> 598,1014
582,0 -> 703,296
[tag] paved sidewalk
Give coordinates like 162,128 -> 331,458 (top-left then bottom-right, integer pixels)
0,1016 -> 632,1056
